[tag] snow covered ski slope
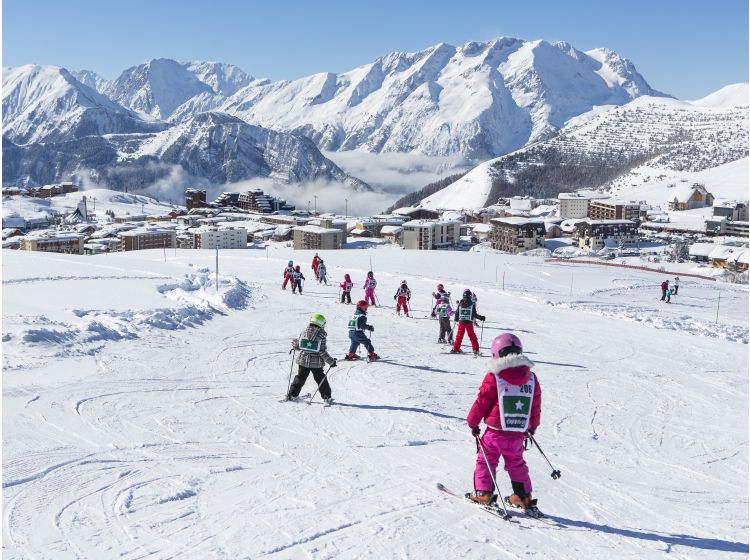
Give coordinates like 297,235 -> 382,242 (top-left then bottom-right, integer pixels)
3,246 -> 748,559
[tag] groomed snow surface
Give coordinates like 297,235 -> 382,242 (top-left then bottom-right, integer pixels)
3,246 -> 748,559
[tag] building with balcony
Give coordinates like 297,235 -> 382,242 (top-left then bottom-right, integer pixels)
575,220 -> 639,251
489,218 -> 545,253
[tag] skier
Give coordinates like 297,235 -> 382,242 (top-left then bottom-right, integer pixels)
394,280 -> 411,317
660,280 -> 669,301
665,287 -> 673,304
435,294 -> 454,344
340,273 -> 353,304
345,300 -> 379,361
431,283 -> 450,317
451,289 -> 486,355
282,260 -> 295,290
466,333 -> 542,518
312,253 -> 321,280
363,271 -> 378,306
318,259 -> 328,285
673,276 -> 680,295
287,313 -> 337,403
292,265 -> 305,294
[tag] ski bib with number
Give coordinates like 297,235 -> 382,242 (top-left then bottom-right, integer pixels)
495,374 -> 535,432
343,282 -> 353,292
299,338 -> 320,352
348,315 -> 362,331
398,287 -> 409,297
368,279 -> 377,289
458,304 -> 473,321
293,272 -> 302,280
435,303 -> 449,318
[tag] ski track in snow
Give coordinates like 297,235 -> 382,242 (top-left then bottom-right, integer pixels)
2,248 -> 748,559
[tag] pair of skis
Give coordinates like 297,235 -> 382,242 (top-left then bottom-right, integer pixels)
437,483 -> 558,525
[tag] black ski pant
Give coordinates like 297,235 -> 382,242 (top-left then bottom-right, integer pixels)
341,291 -> 352,304
660,289 -> 666,301
289,366 -> 331,399
438,317 -> 453,342
674,285 -> 679,295
293,280 -> 303,294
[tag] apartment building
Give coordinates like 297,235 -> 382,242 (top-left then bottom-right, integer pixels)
575,220 -> 639,251
489,218 -> 545,253
192,226 -> 248,249
119,228 -> 176,251
292,225 -> 344,250
20,231 -> 84,254
401,220 -> 460,250
589,200 -> 640,222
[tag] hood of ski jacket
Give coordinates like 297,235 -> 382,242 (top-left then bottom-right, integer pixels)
466,354 -> 541,436
294,325 -> 335,368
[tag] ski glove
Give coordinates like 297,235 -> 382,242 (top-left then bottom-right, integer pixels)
471,426 -> 481,437
526,428 -> 535,436
331,359 -> 337,368
394,296 -> 397,300
366,325 -> 374,332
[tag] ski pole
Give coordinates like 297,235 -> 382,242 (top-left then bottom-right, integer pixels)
475,434 -> 512,520
479,319 -> 485,348
526,432 -> 562,480
309,364 -> 334,404
286,349 -> 296,397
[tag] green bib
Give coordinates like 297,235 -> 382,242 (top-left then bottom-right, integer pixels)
496,374 -> 535,432
299,338 -> 320,352
459,305 -> 473,320
436,303 -> 449,318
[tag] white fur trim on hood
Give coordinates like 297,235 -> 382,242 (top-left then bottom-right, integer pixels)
487,353 -> 534,374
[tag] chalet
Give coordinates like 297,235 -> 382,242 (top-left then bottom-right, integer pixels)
668,184 -> 714,211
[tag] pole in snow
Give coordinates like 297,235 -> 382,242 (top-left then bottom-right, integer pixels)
716,293 -> 721,324
502,270 -> 506,291
483,252 -> 486,270
215,246 -> 219,293
570,273 -> 574,295
495,265 -> 498,283
266,246 -> 269,259
369,255 -> 372,272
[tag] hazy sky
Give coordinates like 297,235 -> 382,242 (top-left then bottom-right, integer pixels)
3,0 -> 748,99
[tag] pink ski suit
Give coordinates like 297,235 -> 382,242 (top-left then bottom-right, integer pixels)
363,276 -> 377,305
466,354 -> 541,495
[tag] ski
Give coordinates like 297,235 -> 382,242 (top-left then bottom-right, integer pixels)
440,352 -> 486,357
436,483 -> 516,522
502,496 -> 565,526
279,393 -> 311,403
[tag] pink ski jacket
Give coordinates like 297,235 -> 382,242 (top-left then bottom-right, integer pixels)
466,354 -> 541,437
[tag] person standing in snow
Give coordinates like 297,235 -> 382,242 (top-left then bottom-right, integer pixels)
292,265 -> 305,294
452,289 -> 486,355
665,287 -> 673,304
287,313 -> 336,403
345,300 -> 378,361
673,276 -> 680,295
282,260 -> 295,290
318,259 -> 328,285
466,333 -> 542,517
431,283 -> 450,317
435,294 -> 454,344
363,271 -> 378,306
660,280 -> 669,301
340,273 -> 354,304
394,280 -> 411,317
312,253 -> 321,280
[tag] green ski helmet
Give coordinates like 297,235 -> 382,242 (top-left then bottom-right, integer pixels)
310,313 -> 327,328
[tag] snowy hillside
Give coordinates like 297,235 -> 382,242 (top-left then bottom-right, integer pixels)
3,246 -> 747,559
421,88 -> 749,210
219,38 -> 665,160
690,83 -> 748,109
2,65 -> 164,145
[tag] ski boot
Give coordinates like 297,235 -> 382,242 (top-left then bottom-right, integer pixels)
504,493 -> 544,518
344,352 -> 359,361
473,350 -> 481,356
449,348 -> 463,354
466,490 -> 494,505
323,397 -> 333,406
367,352 -> 380,361
437,338 -> 445,344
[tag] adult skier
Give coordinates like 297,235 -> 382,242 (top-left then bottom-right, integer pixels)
673,276 -> 680,295
435,294 -> 454,344
292,265 -> 305,294
287,313 -> 336,403
660,280 -> 669,301
345,300 -> 379,361
363,271 -> 378,306
312,253 -> 321,280
282,260 -> 294,290
431,283 -> 450,317
340,273 -> 354,304
451,289 -> 486,355
394,280 -> 411,317
465,333 -> 543,518
318,259 -> 328,285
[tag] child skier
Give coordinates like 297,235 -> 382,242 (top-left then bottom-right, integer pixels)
287,313 -> 337,403
452,289 -> 486,355
345,300 -> 379,361
312,253 -> 321,280
363,271 -> 378,306
431,283 -> 449,317
673,276 -> 680,295
318,259 -> 328,285
394,280 -> 411,317
282,260 -> 294,290
292,265 -> 305,294
665,287 -> 673,304
340,273 -> 353,304
466,333 -> 543,518
435,294 -> 454,344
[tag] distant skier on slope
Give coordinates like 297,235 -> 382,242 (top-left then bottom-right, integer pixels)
673,276 -> 680,295
292,265 -> 305,294
435,294 -> 454,344
282,260 -> 295,290
345,300 -> 379,361
318,259 -> 328,285
466,333 -> 543,518
312,253 -> 321,280
451,289 -> 486,355
363,271 -> 378,306
665,287 -> 673,304
431,283 -> 450,317
340,273 -> 353,304
660,279 -> 669,301
287,313 -> 336,403
394,280 -> 411,317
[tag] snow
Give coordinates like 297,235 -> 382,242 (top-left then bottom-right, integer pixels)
3,244 -> 747,558
690,83 -> 749,108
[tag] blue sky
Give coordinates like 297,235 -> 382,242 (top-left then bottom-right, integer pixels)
3,0 -> 748,99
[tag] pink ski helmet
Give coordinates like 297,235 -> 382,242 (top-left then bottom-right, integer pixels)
491,333 -> 523,359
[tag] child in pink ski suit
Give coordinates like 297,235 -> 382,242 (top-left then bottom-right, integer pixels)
363,271 -> 377,306
466,333 -> 542,511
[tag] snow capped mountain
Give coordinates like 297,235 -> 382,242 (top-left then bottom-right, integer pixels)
219,37 -> 666,160
104,59 -> 255,120
70,69 -> 110,94
3,111 -> 367,190
690,83 -> 749,108
2,65 -> 163,145
419,87 -> 748,209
